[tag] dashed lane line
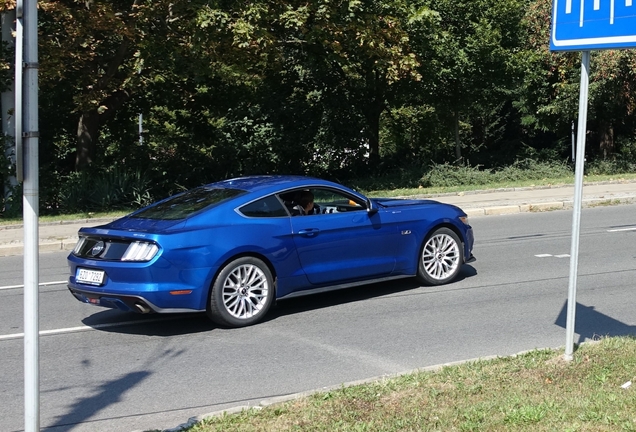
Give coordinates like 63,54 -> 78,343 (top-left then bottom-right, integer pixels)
607,227 -> 636,232
0,316 -> 182,341
0,280 -> 67,291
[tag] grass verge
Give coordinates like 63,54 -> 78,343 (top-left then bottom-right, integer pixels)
180,337 -> 636,432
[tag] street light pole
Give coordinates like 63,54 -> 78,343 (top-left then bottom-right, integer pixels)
17,0 -> 40,430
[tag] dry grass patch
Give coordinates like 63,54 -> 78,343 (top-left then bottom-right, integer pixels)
184,337 -> 636,432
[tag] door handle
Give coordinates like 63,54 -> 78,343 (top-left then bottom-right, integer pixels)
298,228 -> 319,237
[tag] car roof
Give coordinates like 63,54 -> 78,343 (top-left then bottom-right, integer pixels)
210,175 -> 354,195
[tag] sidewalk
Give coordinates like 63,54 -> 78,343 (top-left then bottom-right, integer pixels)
0,180 -> 635,257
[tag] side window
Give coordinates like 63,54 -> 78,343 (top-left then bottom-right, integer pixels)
279,188 -> 366,216
313,189 -> 365,214
239,195 -> 288,218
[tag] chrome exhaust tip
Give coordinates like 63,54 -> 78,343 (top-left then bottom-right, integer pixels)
134,302 -> 151,314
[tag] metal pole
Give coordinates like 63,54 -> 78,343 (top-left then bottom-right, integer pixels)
14,3 -> 22,182
571,121 -> 575,162
2,10 -> 17,203
22,0 -> 39,429
564,50 -> 590,361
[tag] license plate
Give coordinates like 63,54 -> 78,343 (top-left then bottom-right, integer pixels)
76,268 -> 105,285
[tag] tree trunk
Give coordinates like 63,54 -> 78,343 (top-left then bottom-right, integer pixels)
599,122 -> 614,158
454,111 -> 461,163
76,110 -> 100,170
75,90 -> 131,171
366,103 -> 382,165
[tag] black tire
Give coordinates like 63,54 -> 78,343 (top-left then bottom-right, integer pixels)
207,256 -> 274,327
416,227 -> 464,286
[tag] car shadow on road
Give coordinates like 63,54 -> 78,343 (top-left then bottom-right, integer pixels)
264,264 -> 477,323
83,264 -> 476,336
81,309 -> 215,336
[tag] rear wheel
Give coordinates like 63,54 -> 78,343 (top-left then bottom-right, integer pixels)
416,227 -> 463,285
207,257 -> 274,327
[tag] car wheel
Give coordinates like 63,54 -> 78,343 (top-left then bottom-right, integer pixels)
207,256 -> 274,327
416,227 -> 464,285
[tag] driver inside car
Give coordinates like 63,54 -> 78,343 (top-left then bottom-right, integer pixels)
292,190 -> 320,215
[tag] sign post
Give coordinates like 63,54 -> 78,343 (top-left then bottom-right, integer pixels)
550,0 -> 636,360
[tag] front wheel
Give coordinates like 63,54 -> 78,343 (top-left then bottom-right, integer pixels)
416,227 -> 463,285
207,257 -> 274,327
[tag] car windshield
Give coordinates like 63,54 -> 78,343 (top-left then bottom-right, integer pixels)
132,187 -> 246,220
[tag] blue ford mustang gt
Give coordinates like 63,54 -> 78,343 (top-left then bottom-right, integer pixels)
68,176 -> 475,327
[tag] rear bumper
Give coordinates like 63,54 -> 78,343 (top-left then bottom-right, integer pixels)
68,286 -> 204,314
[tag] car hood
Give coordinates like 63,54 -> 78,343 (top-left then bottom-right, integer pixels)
373,198 -> 440,207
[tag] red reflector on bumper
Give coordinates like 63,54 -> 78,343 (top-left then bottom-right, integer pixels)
169,290 -> 193,295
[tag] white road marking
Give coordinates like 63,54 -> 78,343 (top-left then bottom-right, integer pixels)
0,280 -> 67,291
535,254 -> 553,258
0,317 -> 180,341
607,227 -> 636,232
554,254 -> 571,258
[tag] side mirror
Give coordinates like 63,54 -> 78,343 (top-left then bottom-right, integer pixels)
366,198 -> 378,215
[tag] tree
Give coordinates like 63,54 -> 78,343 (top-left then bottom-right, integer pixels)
420,0 -> 526,162
516,0 -> 636,160
587,50 -> 636,158
190,0 -> 428,166
36,1 -> 149,170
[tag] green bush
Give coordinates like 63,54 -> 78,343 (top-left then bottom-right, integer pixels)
59,168 -> 154,213
420,160 -> 573,188
586,158 -> 636,176
490,159 -> 572,182
419,163 -> 489,188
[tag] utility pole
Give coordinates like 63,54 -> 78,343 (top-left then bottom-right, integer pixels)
17,0 -> 40,430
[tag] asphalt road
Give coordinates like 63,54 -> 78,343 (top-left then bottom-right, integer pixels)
2,204 -> 636,432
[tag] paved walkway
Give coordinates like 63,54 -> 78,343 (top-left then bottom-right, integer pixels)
1,180 -> 635,257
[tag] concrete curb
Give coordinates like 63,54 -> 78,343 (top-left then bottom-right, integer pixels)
463,196 -> 636,218
0,217 -> 116,231
0,239 -> 76,257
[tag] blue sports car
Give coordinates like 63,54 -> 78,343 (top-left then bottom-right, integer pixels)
68,176 -> 475,327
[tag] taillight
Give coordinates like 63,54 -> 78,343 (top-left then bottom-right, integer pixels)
72,236 -> 87,255
121,242 -> 159,262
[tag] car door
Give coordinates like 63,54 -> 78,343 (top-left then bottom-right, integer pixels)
288,188 -> 399,285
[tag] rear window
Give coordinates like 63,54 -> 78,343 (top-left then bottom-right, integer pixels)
132,187 -> 246,220
239,195 -> 288,218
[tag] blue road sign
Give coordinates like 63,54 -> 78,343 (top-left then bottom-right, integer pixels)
551,0 -> 636,50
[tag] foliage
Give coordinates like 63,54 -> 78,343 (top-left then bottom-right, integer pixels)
516,0 -> 636,159
420,159 -> 573,188
0,0 -> 635,217
58,168 -> 153,213
419,0 -> 526,160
